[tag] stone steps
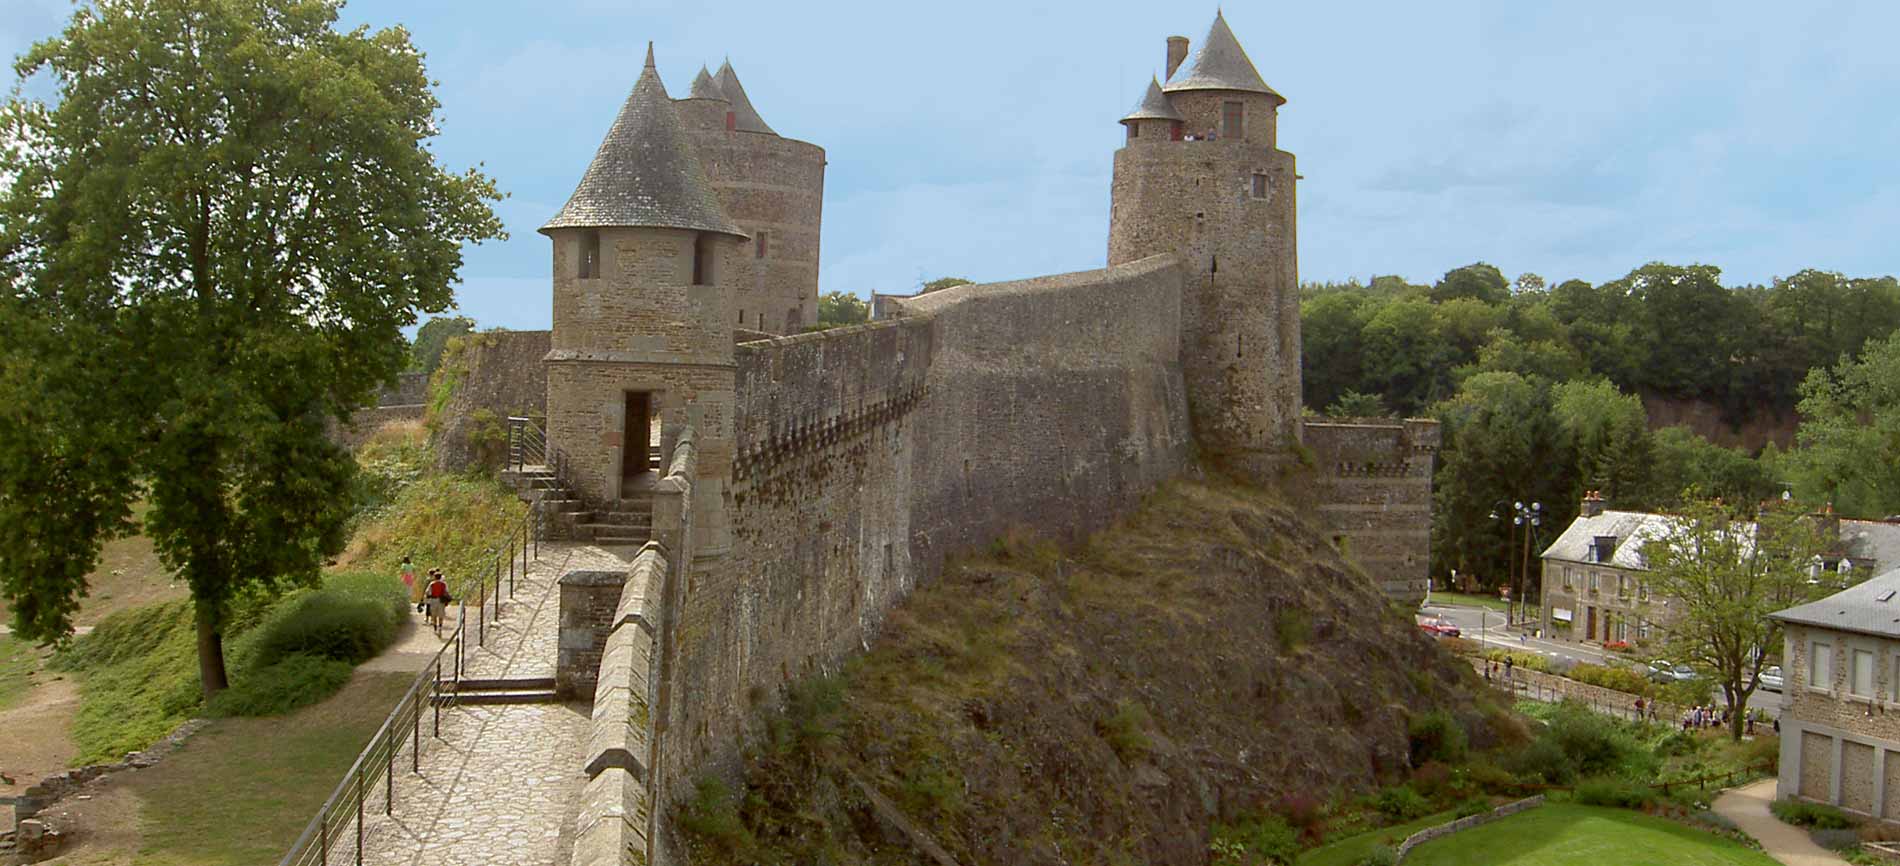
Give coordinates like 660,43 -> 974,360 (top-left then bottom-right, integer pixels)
440,676 -> 561,706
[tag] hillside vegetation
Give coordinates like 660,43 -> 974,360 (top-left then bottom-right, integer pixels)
678,473 -> 1504,865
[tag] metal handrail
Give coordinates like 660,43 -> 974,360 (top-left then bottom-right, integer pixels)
277,501 -> 541,866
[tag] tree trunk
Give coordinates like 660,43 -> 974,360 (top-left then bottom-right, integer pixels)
195,604 -> 229,701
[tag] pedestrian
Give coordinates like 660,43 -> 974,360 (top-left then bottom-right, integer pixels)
1774,716 -> 1781,735
1635,696 -> 1645,719
425,569 -> 451,636
1746,711 -> 1756,735
1505,656 -> 1514,680
1485,661 -> 1493,682
400,554 -> 419,606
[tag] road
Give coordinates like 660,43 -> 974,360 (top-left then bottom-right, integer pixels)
1420,602 -> 1785,719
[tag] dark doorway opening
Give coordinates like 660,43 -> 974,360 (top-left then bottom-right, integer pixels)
623,392 -> 653,482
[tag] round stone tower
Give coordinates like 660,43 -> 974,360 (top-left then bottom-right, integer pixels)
540,44 -> 746,507
1108,11 -> 1300,474
675,60 -> 827,335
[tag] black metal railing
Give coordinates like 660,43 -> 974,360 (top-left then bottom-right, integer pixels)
277,502 -> 541,866
507,416 -> 548,471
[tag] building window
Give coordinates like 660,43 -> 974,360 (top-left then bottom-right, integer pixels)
1811,640 -> 1832,691
1128,124 -> 1139,141
578,229 -> 601,279
1251,173 -> 1268,199
1854,649 -> 1876,697
1638,581 -> 1647,601
1617,575 -> 1629,598
1588,572 -> 1599,592
1222,101 -> 1243,139
1170,121 -> 1183,141
1638,619 -> 1651,640
756,230 -> 768,259
1891,654 -> 1900,702
692,232 -> 716,286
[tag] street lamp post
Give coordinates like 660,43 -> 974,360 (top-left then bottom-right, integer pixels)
1491,500 -> 1542,629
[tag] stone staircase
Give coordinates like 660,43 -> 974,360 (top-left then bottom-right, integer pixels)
442,676 -> 559,706
502,464 -> 654,547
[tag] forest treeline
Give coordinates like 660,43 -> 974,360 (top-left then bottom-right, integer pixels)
1300,263 -> 1900,591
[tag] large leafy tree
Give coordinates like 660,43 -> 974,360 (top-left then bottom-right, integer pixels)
816,290 -> 868,328
1551,378 -> 1652,508
411,314 -> 475,376
1641,498 -> 1833,740
0,0 -> 503,699
1784,333 -> 1900,518
1431,372 -> 1570,596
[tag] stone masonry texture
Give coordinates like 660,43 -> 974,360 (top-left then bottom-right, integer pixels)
1777,623 -> 1900,824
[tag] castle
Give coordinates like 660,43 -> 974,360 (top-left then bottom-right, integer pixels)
445,15 -> 1439,863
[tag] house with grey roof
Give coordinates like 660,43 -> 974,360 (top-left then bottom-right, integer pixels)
1771,568 -> 1900,822
1538,494 -> 1900,647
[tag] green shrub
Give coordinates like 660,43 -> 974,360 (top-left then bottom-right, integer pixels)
1454,796 -> 1491,818
1210,813 -> 1300,866
1372,785 -> 1432,821
1356,843 -> 1399,866
246,590 -> 398,666
1506,735 -> 1574,785
1689,809 -> 1740,834
1409,710 -> 1469,765
1481,649 -> 1552,673
1569,662 -> 1652,695
205,653 -> 353,717
1574,776 -> 1654,809
1772,798 -> 1854,829
1275,608 -> 1312,653
1099,700 -> 1154,762
677,777 -> 754,856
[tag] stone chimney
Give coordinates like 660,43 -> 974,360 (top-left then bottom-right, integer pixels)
1166,36 -> 1189,80
1580,490 -> 1606,518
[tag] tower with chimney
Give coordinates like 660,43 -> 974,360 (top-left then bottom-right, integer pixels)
1108,11 -> 1302,475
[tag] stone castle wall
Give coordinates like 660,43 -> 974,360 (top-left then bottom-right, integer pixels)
1301,418 -> 1438,601
433,329 -> 551,471
642,256 -> 1193,856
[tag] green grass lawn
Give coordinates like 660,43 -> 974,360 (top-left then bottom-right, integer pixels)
1426,591 -> 1510,612
122,671 -> 413,865
1405,803 -> 1779,866
0,634 -> 37,711
1296,810 -> 1458,866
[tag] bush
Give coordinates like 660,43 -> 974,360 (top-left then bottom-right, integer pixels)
1481,649 -> 1553,673
1569,662 -> 1652,696
1356,844 -> 1398,866
1466,759 -> 1522,794
1098,700 -> 1154,763
1410,761 -> 1455,800
1372,785 -> 1432,822
1772,798 -> 1854,829
246,590 -> 399,666
677,777 -> 754,856
1454,796 -> 1492,818
205,653 -> 353,717
1689,809 -> 1740,834
1211,813 -> 1301,866
1409,710 -> 1468,765
1575,776 -> 1654,809
1276,792 -> 1325,835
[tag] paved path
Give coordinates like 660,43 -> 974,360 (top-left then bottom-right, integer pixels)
1711,778 -> 1850,866
324,542 -> 638,866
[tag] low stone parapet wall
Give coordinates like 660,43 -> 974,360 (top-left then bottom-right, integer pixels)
1471,659 -> 1684,724
1395,795 -> 1544,861
570,542 -> 668,866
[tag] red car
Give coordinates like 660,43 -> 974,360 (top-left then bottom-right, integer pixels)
1417,617 -> 1462,638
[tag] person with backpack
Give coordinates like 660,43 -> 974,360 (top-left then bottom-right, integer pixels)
425,569 -> 451,636
400,555 -> 419,606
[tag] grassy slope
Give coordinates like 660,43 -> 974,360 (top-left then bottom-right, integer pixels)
121,671 -> 414,866
0,501 -> 187,630
683,475 -> 1511,866
0,635 -> 34,711
1404,803 -> 1778,866
1294,809 -> 1458,866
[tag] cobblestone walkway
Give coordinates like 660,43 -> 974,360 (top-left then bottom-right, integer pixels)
325,542 -> 639,866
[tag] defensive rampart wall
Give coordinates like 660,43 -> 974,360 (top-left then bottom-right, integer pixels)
1301,417 -> 1439,602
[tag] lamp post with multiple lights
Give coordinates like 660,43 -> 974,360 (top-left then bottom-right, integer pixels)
1491,500 -> 1542,628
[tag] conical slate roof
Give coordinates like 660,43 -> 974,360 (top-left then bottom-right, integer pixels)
540,44 -> 747,238
1163,11 -> 1284,104
1120,76 -> 1184,124
688,65 -> 725,100
714,60 -> 776,135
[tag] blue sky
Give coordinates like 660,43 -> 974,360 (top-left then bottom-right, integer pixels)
6,1 -> 1898,331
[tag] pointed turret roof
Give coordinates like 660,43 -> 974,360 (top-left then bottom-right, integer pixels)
1162,11 -> 1284,105
1120,76 -> 1184,124
688,65 -> 725,101
540,44 -> 747,238
714,60 -> 776,135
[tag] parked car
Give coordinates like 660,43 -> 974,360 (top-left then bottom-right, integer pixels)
1417,617 -> 1461,638
1647,659 -> 1697,683
1759,665 -> 1784,692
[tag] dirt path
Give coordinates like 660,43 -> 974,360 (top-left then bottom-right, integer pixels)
1711,778 -> 1850,866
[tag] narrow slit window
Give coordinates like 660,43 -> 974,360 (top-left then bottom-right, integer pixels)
692,232 -> 715,286
756,230 -> 768,259
1222,101 -> 1244,139
578,230 -> 601,279
1252,173 -> 1269,199
1128,124 -> 1139,141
